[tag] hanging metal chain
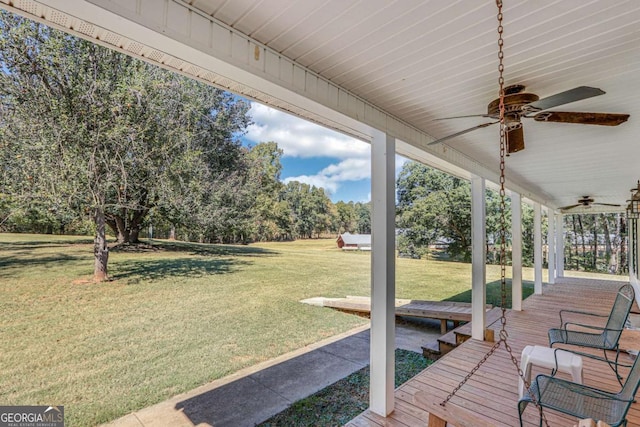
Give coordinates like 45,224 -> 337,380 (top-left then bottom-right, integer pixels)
439,1 -> 507,405
441,5 -> 549,424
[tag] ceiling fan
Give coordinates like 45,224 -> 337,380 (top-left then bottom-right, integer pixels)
559,196 -> 621,212
429,85 -> 630,153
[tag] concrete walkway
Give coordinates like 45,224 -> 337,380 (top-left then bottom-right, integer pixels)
105,320 -> 441,427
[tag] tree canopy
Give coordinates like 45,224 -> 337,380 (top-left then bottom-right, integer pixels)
0,12 -> 251,280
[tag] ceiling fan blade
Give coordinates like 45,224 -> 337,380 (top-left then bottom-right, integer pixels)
525,86 -> 605,112
428,121 -> 499,145
506,125 -> 525,153
434,114 -> 492,120
559,204 -> 581,211
593,203 -> 622,207
532,111 -> 629,126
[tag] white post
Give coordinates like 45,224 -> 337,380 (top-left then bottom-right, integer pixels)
534,202 -> 543,294
633,219 -> 640,278
547,209 -> 556,284
369,130 -> 395,416
471,175 -> 487,340
631,219 -> 637,276
511,192 -> 522,311
555,213 -> 564,278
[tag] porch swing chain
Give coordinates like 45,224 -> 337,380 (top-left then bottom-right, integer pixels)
440,5 -> 549,424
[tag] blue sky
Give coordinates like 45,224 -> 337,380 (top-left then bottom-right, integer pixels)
243,102 -> 407,203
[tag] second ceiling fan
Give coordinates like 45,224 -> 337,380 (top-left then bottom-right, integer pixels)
429,85 -> 630,153
560,196 -> 621,212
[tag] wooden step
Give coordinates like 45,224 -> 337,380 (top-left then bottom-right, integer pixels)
421,340 -> 442,360
422,307 -> 506,360
454,307 -> 504,345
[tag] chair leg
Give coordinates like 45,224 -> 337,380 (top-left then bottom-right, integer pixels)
537,406 -> 543,427
517,400 -> 528,427
604,347 -> 624,385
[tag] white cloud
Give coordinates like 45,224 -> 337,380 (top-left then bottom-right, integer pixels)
284,158 -> 370,195
246,103 -> 412,200
246,103 -> 369,159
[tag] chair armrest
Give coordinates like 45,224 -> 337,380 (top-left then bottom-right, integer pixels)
563,322 -> 623,334
559,309 -> 607,327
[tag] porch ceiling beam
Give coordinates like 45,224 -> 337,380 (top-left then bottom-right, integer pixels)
2,0 -> 554,207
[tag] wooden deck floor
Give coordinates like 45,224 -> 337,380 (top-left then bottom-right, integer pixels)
347,277 -> 639,427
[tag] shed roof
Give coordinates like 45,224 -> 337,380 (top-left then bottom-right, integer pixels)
339,233 -> 371,245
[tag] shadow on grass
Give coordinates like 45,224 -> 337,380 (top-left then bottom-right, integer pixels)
146,239 -> 278,257
0,237 -> 276,282
443,279 -> 535,309
0,239 -> 95,251
0,254 -> 82,278
111,257 -> 251,283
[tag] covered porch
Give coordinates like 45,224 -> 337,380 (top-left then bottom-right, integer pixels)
348,276 -> 639,427
3,1 -> 640,426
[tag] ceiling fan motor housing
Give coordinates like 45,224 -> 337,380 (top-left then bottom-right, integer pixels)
487,92 -> 540,117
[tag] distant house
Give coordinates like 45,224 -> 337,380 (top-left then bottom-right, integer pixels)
337,232 -> 372,251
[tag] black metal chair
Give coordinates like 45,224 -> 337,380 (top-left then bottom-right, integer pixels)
518,352 -> 640,426
548,283 -> 635,384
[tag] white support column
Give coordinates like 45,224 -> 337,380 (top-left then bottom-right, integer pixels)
534,202 -> 543,294
471,175 -> 487,340
547,210 -> 556,284
555,213 -> 565,278
511,192 -> 523,311
633,219 -> 640,278
369,130 -> 396,416
631,219 -> 637,276
631,219 -> 639,277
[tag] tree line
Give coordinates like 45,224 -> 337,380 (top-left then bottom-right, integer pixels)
396,162 -> 627,274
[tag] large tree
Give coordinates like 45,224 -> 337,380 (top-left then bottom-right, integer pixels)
246,142 -> 293,241
396,162 -> 474,260
0,12 -> 250,280
396,161 -> 507,261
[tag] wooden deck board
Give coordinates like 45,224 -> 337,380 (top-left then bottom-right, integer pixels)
347,277 -> 639,427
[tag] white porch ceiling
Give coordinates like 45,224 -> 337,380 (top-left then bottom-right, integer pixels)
3,0 -> 640,212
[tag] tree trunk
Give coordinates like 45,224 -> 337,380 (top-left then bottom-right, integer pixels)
169,225 -> 176,240
107,216 -> 128,244
93,207 -> 109,282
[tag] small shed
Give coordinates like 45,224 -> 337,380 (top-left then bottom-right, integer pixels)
337,233 -> 372,251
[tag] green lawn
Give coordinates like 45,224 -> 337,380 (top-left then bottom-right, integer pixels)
0,234 -> 626,426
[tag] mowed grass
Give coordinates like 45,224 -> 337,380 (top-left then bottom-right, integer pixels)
0,234 -> 626,426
